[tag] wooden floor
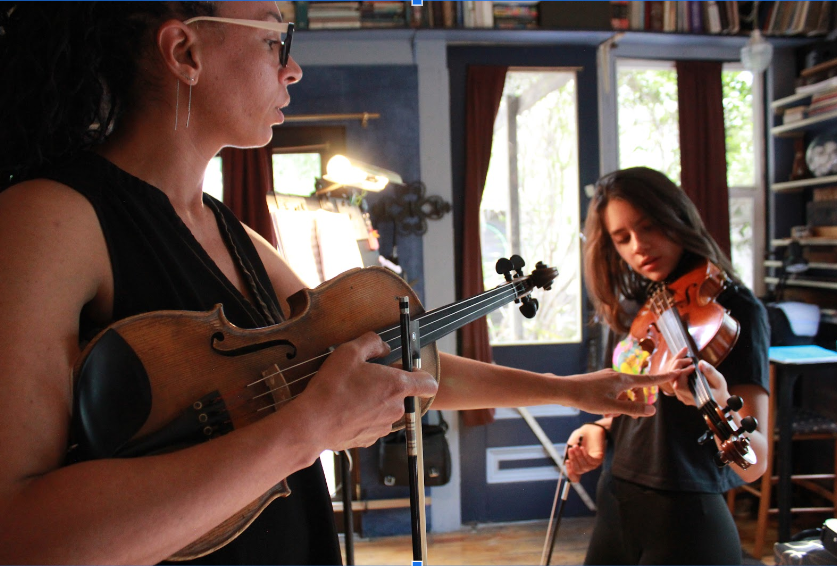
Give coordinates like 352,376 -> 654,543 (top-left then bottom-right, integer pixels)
341,512 -> 798,565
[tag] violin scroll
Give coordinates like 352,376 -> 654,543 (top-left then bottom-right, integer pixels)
495,256 -> 558,319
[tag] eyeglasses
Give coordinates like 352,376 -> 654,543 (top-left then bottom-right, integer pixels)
183,17 -> 295,68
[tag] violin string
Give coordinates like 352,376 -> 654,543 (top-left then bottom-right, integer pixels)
242,282 -> 524,392
652,287 -> 712,407
244,284 -> 526,407
225,281 -> 529,417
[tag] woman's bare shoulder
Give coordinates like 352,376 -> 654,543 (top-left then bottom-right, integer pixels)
0,178 -> 111,315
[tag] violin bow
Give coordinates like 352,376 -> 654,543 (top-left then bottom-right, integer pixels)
540,440 -> 577,566
399,296 -> 428,564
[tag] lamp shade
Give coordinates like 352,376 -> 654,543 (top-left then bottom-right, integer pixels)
322,155 -> 402,193
741,29 -> 773,73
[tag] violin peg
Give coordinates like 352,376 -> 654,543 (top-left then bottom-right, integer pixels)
725,395 -> 744,412
713,450 -> 729,468
495,257 -> 513,274
738,416 -> 758,434
509,254 -> 525,271
697,430 -> 714,445
519,297 -> 538,319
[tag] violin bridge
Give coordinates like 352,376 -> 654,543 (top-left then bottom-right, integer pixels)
255,364 -> 292,410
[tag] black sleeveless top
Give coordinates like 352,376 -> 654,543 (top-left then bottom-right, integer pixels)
43,152 -> 342,565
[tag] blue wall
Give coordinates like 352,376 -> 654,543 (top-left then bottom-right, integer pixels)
283,65 -> 426,303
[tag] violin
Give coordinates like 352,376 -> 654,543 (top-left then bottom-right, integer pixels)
630,258 -> 758,470
68,255 -> 556,560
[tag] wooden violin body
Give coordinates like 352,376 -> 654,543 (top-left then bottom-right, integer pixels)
630,259 -> 758,470
69,259 -> 556,560
631,260 -> 740,381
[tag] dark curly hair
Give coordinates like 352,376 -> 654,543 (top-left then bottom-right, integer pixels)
583,167 -> 740,333
0,1 -> 217,190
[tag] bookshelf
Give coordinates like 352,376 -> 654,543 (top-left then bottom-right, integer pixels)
767,49 -> 837,310
283,1 -> 835,37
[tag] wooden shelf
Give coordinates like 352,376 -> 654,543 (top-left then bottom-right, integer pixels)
772,91 -> 815,113
771,108 -> 837,137
772,238 -> 837,247
772,174 -> 837,192
764,260 -> 837,271
765,276 -> 837,291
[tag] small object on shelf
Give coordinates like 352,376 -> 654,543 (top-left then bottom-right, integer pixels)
784,240 -> 809,274
792,225 -> 814,240
806,132 -> 837,177
813,226 -> 837,238
813,186 -> 837,201
791,137 -> 813,180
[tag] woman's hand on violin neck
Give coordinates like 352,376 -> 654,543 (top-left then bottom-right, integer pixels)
564,366 -> 694,417
659,346 -> 694,396
295,331 -> 438,453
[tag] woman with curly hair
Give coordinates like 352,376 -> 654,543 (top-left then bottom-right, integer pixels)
0,4 -> 687,563
565,167 -> 770,565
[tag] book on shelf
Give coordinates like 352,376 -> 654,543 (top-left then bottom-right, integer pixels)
646,0 -> 665,31
703,1 -> 722,34
473,0 -> 494,29
493,1 -> 539,29
796,76 -> 837,96
611,0 -> 630,30
308,19 -> 362,29
813,186 -> 837,202
629,1 -> 646,30
810,87 -> 837,103
783,105 -> 808,124
808,102 -> 837,117
765,0 -> 834,35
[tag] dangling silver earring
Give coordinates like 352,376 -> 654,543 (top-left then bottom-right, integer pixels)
174,79 -> 180,131
186,78 -> 193,128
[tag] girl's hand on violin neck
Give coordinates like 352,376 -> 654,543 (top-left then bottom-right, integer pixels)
565,422 -> 608,482
296,332 -> 438,453
671,360 -> 730,408
565,366 -> 694,417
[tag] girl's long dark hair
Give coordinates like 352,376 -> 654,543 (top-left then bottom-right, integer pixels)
584,167 -> 739,333
0,2 -> 216,190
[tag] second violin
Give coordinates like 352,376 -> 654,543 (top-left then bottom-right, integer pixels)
631,259 -> 758,469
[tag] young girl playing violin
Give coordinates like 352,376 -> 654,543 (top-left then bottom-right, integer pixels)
566,167 -> 770,565
0,4 -> 687,564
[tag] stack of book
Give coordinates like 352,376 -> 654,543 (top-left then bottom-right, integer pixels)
764,1 -> 833,36
783,104 -> 808,124
492,2 -> 539,30
360,2 -> 407,28
808,87 -> 837,117
307,2 -> 361,29
626,1 -> 740,34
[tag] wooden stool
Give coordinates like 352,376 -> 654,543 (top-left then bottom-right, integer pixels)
727,366 -> 837,557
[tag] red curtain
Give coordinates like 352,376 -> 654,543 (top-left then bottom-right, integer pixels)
221,146 -> 278,248
676,60 -> 731,257
459,66 -> 508,427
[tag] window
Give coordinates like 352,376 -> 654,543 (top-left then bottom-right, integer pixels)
616,60 -> 764,291
481,70 -> 582,345
272,151 -> 323,196
202,155 -> 224,201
